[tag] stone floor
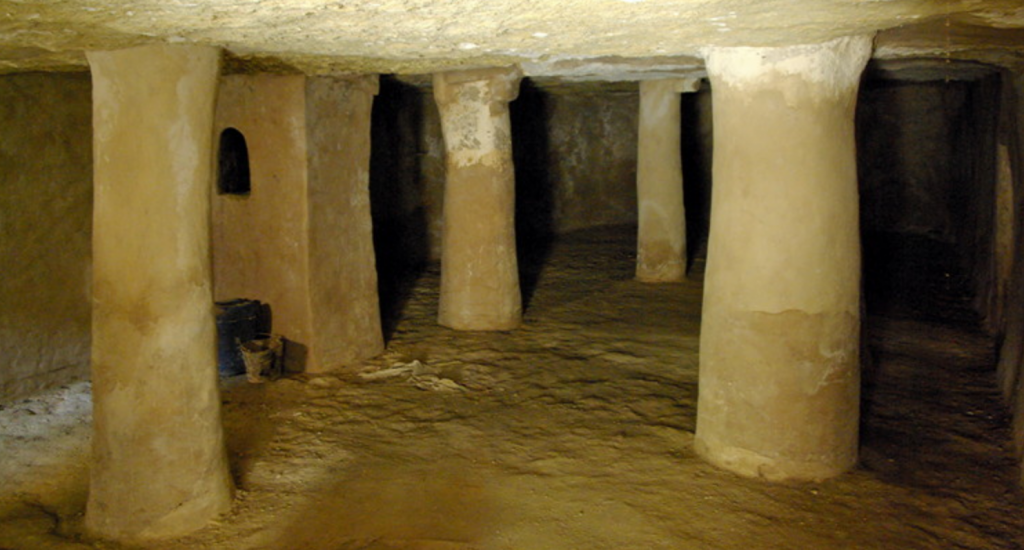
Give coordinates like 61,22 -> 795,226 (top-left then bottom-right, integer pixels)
1,225 -> 1022,549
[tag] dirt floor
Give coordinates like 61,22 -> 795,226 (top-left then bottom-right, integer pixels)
2,225 -> 1023,549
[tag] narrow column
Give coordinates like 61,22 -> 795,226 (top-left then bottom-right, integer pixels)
86,45 -> 233,540
433,67 -> 523,330
635,78 -> 698,282
695,36 -> 873,481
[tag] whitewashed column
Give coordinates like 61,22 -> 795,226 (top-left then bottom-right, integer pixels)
636,78 -> 699,282
434,67 -> 523,331
696,36 -> 873,481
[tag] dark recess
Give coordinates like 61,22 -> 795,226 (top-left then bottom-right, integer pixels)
218,127 -> 251,195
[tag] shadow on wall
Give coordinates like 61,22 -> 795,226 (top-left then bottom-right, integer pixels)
0,72 -> 93,401
681,81 -> 714,267
370,75 -> 430,342
512,78 -> 555,312
856,68 -> 1000,325
854,65 -> 1004,458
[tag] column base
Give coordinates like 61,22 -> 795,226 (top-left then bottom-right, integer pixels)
635,260 -> 686,283
438,311 -> 521,332
694,434 -> 856,482
86,488 -> 232,542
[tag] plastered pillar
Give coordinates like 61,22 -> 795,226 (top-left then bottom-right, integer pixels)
213,74 -> 384,373
636,78 -> 699,282
433,67 -> 523,330
695,36 -> 873,481
213,75 -> 313,372
86,45 -> 233,540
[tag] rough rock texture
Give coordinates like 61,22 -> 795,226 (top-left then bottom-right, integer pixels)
858,80 -> 972,238
0,72 -> 92,401
0,1 -> 1023,76
4,226 -> 1024,549
541,89 -> 640,233
856,69 -> 1002,332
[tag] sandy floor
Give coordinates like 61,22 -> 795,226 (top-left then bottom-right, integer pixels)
2,225 -> 1023,549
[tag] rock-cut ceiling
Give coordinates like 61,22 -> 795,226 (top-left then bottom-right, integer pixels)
1,0 -> 1023,80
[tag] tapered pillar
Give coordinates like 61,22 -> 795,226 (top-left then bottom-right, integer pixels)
695,36 -> 873,481
306,75 -> 386,369
86,45 -> 233,540
636,78 -> 698,282
433,67 -> 523,330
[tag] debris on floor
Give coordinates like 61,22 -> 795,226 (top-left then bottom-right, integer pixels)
360,360 -> 469,392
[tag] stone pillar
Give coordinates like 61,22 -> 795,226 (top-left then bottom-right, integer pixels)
433,67 -> 523,331
306,75 -> 386,369
635,78 -> 700,282
213,75 -> 314,372
695,36 -> 873,481
86,45 -> 233,540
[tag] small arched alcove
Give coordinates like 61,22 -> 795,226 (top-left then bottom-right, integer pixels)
217,127 -> 251,195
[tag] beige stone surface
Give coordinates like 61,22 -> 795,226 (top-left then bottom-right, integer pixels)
86,44 -> 233,540
542,90 -> 641,233
695,37 -> 871,481
4,227 -> 1024,549
0,1 -> 1023,76
213,74 -> 384,373
213,74 -> 314,372
434,67 -> 523,331
0,73 -> 92,400
305,75 -> 385,370
635,78 -> 693,283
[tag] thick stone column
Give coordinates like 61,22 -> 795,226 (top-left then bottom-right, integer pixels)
306,75 -> 386,369
695,36 -> 873,481
433,67 -> 523,330
635,78 -> 699,282
86,45 -> 233,540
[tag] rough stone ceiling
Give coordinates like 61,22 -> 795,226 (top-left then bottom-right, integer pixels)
1,0 -> 1023,79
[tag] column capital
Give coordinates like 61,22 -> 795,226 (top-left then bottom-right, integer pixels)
703,35 -> 873,100
432,65 -> 523,105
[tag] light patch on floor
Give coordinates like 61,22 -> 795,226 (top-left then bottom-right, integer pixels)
1,226 -> 1022,549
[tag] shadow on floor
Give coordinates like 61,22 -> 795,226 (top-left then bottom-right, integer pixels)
860,233 -> 1018,523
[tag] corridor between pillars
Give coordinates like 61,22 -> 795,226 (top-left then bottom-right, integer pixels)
636,78 -> 700,283
433,67 -> 523,331
85,45 -> 233,540
695,36 -> 873,481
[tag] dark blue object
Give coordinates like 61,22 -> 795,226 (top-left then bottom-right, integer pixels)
215,299 -> 262,376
